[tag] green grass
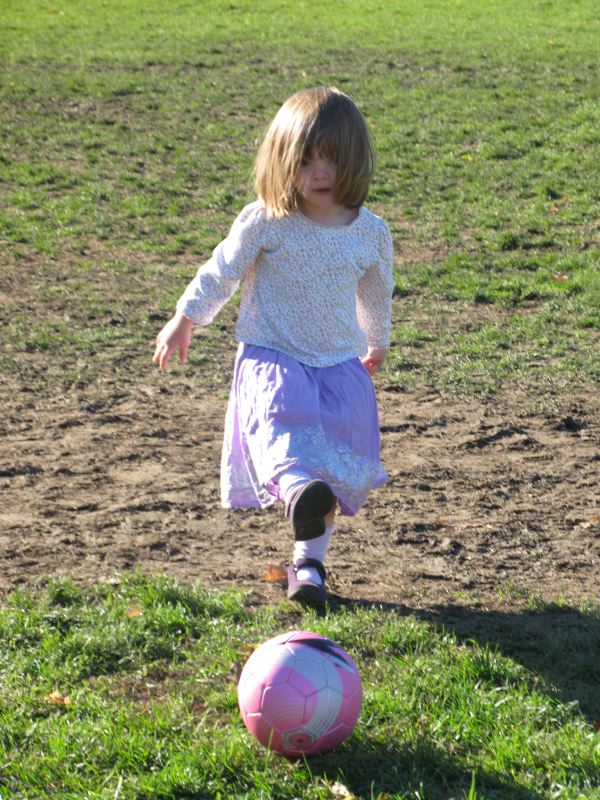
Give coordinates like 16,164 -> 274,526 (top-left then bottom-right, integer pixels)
1,574 -> 599,799
1,0 -> 599,392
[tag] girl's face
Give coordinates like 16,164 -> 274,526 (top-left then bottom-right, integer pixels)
295,155 -> 343,221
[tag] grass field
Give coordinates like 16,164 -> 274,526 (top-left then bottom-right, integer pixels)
1,575 -> 599,799
2,0 -> 599,392
1,1 -> 600,798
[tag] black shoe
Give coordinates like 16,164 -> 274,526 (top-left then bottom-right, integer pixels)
286,480 -> 335,541
287,559 -> 328,608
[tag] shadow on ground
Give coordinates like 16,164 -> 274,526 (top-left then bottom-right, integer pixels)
333,594 -> 600,720
311,736 -> 545,800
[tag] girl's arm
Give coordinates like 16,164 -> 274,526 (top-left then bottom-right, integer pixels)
176,202 -> 264,326
356,221 -> 394,371
152,202 -> 264,370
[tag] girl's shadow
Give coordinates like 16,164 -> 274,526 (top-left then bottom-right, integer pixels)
330,593 -> 600,720
309,736 -> 545,800
313,594 -> 599,798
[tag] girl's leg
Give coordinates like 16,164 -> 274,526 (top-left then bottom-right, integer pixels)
288,497 -> 337,607
293,504 -> 336,578
277,470 -> 313,505
279,471 -> 336,605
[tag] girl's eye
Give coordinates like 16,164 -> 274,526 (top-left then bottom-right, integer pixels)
300,158 -> 336,168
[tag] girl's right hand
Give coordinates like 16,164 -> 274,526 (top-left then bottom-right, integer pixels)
152,313 -> 194,370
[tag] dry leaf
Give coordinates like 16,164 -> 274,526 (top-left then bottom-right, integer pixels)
235,644 -> 258,683
44,690 -> 71,706
264,563 -> 287,584
330,781 -> 356,799
552,272 -> 569,281
126,606 -> 143,618
239,644 -> 257,663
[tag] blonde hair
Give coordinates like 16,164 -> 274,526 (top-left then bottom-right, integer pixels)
254,87 -> 374,219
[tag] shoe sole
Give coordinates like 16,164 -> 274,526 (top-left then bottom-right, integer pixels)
287,583 -> 328,608
290,480 -> 335,541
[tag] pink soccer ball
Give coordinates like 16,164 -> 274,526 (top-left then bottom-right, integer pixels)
237,630 -> 362,757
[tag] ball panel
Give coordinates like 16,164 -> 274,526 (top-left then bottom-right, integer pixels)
260,683 -> 307,731
300,685 -> 344,741
337,686 -> 362,727
287,656 -> 327,695
237,677 -> 266,715
281,730 -> 317,756
285,641 -> 324,659
286,631 -> 326,644
242,642 -> 295,686
244,712 -> 283,752
335,665 -> 363,698
313,722 -> 355,753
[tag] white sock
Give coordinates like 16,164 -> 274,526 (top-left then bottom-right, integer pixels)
294,525 -> 334,585
278,469 -> 312,506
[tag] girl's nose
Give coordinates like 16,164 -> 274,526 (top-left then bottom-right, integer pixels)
313,159 -> 330,178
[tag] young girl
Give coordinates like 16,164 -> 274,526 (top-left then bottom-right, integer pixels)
153,87 -> 394,607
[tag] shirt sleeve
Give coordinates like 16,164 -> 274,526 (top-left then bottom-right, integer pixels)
356,219 -> 394,349
176,202 -> 264,325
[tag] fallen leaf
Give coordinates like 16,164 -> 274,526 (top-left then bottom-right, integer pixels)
235,644 -> 258,683
44,690 -> 71,706
552,272 -> 569,281
264,563 -> 287,584
331,781 -> 356,799
126,606 -> 143,618
240,644 -> 257,662
548,204 -> 560,213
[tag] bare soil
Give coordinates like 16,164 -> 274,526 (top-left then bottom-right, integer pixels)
2,332 -> 599,613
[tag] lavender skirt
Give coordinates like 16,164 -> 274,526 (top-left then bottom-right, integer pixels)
220,343 -> 386,516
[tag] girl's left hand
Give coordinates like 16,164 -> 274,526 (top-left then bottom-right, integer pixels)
360,347 -> 387,377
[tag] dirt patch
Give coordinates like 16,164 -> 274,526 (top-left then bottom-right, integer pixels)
2,341 -> 599,613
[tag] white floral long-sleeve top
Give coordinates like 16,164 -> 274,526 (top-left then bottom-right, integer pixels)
176,201 -> 394,368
